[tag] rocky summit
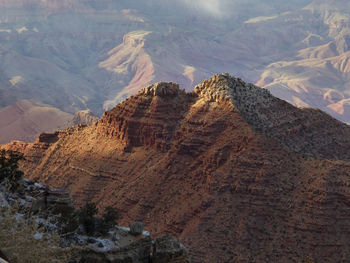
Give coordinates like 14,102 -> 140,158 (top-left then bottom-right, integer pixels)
4,74 -> 350,262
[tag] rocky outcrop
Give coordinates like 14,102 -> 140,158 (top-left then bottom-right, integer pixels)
97,82 -> 193,151
38,132 -> 60,143
153,236 -> 189,263
69,110 -> 99,127
0,178 -> 189,263
140,82 -> 181,98
194,73 -> 274,107
6,74 -> 350,262
96,74 -> 350,161
31,186 -> 75,215
79,232 -> 152,263
6,178 -> 72,215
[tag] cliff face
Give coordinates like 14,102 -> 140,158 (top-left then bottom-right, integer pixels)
5,74 -> 350,262
97,82 -> 193,150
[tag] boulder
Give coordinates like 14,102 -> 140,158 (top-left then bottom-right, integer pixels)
129,221 -> 144,236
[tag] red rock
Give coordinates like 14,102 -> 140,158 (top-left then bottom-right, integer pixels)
4,74 -> 350,262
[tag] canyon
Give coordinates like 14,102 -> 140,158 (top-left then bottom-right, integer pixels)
4,0 -> 350,142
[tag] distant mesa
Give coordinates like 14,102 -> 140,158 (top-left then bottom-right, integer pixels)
0,101 -> 99,144
0,100 -> 73,144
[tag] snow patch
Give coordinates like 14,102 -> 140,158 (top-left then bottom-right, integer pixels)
19,198 -> 27,206
34,183 -> 45,189
23,178 -> 33,184
143,230 -> 150,236
0,192 -> 8,208
117,226 -> 130,232
117,225 -> 150,236
35,217 -> 58,231
34,232 -> 43,240
15,213 -> 24,221
92,238 -> 118,252
76,235 -> 119,251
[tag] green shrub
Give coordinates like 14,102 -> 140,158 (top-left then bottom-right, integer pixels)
103,206 -> 120,227
77,203 -> 119,236
78,202 -> 99,235
58,209 -> 80,234
0,149 -> 24,191
98,206 -> 120,235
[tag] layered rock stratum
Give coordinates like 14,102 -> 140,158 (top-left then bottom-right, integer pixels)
4,74 -> 350,262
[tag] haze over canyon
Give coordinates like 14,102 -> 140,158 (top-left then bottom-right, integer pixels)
2,0 -> 350,142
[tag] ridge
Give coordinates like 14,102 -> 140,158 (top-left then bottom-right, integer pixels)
49,73 -> 350,160
5,74 -> 350,262
194,74 -> 350,160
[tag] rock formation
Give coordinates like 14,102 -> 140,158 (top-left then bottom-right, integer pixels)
4,74 -> 350,262
78,232 -> 152,263
69,110 -> 99,127
130,221 -> 145,236
153,236 -> 189,263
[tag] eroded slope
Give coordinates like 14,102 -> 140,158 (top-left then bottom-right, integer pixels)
4,74 -> 350,262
